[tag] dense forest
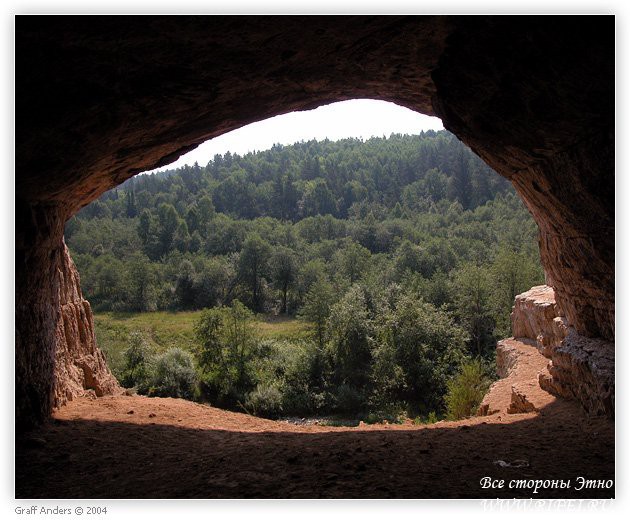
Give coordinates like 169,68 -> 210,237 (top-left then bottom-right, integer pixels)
67,130 -> 544,421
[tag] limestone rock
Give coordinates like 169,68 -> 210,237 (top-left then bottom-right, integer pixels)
508,286 -> 614,417
495,339 -> 521,378
507,384 -> 538,414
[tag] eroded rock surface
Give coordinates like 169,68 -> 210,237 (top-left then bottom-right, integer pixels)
539,330 -> 614,417
512,285 -> 568,357
16,198 -> 119,429
53,245 -> 120,406
495,286 -> 614,417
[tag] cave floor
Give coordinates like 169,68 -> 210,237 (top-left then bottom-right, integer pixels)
16,393 -> 614,499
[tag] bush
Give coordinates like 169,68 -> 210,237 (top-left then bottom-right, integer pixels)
373,293 -> 467,414
245,383 -> 284,417
148,347 -> 199,400
363,408 -> 405,424
334,384 -> 365,414
444,359 -> 491,420
412,411 -> 439,425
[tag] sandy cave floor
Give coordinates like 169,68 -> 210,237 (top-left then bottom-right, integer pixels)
16,391 -> 614,499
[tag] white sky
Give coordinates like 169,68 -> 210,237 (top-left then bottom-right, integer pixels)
145,99 -> 444,173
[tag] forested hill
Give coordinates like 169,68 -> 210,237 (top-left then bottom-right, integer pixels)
67,130 -> 542,347
81,130 -> 511,224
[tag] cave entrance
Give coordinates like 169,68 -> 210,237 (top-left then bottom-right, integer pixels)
16,16 -> 613,431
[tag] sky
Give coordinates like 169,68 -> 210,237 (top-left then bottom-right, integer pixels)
145,99 -> 444,173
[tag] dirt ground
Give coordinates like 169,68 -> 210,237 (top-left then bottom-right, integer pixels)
16,391 -> 614,499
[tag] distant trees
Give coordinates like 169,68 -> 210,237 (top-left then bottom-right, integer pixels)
68,131 -> 544,377
451,263 -> 494,358
71,130 -> 553,423
379,295 -> 466,412
157,203 -> 180,255
332,241 -> 371,285
269,247 -> 297,314
327,286 -> 373,393
127,254 -> 158,312
490,245 -> 544,337
83,130 -> 510,226
237,234 -> 271,311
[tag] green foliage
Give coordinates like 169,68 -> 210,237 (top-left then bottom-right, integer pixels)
490,245 -> 545,338
148,347 -> 199,400
194,301 -> 259,406
237,234 -> 271,311
334,383 -> 366,414
412,411 -> 439,425
444,359 -> 492,420
298,278 -> 335,350
120,331 -> 151,389
374,293 -> 467,414
245,383 -> 284,417
451,262 -> 495,357
332,241 -> 371,285
70,131 -> 548,420
69,132 -> 541,328
327,286 -> 373,393
269,246 -> 297,314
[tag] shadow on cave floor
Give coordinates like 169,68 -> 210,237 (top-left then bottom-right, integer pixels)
15,395 -> 614,499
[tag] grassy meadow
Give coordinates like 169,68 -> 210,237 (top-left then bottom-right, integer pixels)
94,310 -> 312,378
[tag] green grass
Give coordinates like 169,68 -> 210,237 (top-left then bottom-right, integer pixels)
252,315 -> 312,341
94,310 -> 312,378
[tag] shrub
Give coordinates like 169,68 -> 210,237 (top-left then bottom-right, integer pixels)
444,359 -> 491,420
412,411 -> 439,425
245,383 -> 284,417
334,384 -> 365,414
148,347 -> 199,400
363,409 -> 405,425
373,293 -> 467,413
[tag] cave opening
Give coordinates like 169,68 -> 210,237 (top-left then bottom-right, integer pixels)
15,15 -> 615,499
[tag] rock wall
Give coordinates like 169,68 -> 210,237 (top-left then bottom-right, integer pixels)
53,244 -> 120,406
16,198 -> 119,429
538,331 -> 614,417
510,286 -> 614,417
478,338 -> 555,416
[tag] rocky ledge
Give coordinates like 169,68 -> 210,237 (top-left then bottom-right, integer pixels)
511,285 -> 568,357
478,338 -> 555,416
494,285 -> 614,418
